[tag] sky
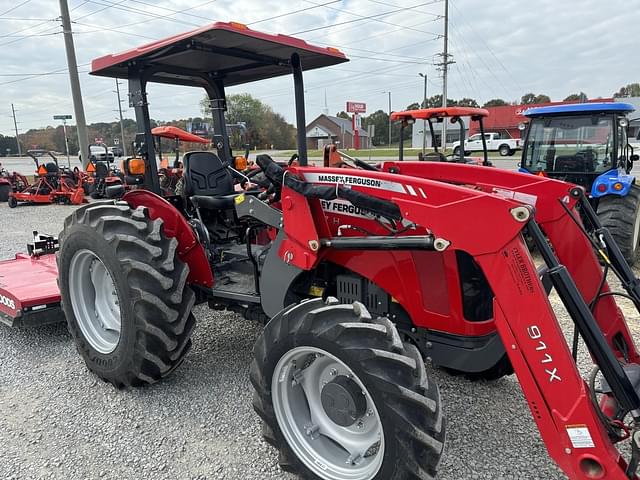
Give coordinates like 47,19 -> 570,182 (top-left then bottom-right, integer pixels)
0,0 -> 638,136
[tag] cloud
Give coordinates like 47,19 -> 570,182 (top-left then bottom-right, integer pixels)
0,0 -> 637,135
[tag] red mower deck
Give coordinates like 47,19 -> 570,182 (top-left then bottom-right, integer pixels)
0,234 -> 63,327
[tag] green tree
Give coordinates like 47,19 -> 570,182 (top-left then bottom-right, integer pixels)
201,93 -> 296,149
482,98 -> 508,107
335,111 -> 350,119
521,93 -> 551,104
362,110 -> 389,146
564,92 -> 588,102
457,98 -> 479,108
614,83 -> 640,98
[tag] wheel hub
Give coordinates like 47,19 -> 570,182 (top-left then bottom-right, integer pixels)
321,375 -> 367,427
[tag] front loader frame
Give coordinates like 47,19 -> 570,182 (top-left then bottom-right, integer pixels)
264,162 -> 640,478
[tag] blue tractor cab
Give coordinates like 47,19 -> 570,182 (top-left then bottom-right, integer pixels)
520,102 -> 640,263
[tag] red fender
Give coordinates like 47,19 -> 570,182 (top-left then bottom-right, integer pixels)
123,190 -> 213,287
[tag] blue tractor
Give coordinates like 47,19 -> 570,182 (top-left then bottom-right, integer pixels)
520,102 -> 640,264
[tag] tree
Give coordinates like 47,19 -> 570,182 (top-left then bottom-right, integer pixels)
564,92 -> 588,102
457,98 -> 479,108
614,83 -> 640,98
483,98 -> 508,107
201,93 -> 296,149
362,110 -> 389,146
521,93 -> 551,105
335,111 -> 350,120
405,102 -> 420,111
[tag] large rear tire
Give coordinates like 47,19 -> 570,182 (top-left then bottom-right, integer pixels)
251,298 -> 445,480
598,185 -> 640,266
0,184 -> 10,202
58,202 -> 196,388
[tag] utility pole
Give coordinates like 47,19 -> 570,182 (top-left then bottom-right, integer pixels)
114,80 -> 127,156
59,0 -> 89,166
437,0 -> 454,151
419,73 -> 428,153
386,91 -> 392,147
11,103 -> 21,156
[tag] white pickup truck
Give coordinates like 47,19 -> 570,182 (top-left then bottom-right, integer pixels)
452,132 -> 521,157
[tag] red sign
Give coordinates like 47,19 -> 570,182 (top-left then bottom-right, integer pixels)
346,101 -> 366,114
94,137 -> 104,144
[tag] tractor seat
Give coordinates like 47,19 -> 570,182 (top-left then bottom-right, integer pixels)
183,151 -> 235,209
45,162 -> 59,174
190,194 -> 236,210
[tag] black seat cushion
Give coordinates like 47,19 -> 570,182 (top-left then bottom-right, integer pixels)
183,151 -> 234,197
190,194 -> 236,210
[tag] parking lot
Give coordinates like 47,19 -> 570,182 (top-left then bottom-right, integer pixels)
1,180 -> 639,480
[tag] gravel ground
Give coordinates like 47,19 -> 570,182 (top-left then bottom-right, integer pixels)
1,200 -> 639,480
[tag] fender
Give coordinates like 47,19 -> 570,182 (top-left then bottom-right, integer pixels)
591,168 -> 634,198
123,190 -> 213,287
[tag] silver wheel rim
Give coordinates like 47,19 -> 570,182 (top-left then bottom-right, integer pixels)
272,346 -> 384,480
69,249 -> 122,354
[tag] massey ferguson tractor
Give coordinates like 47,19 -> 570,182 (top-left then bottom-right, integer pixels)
5,21 -> 640,480
520,103 -> 640,264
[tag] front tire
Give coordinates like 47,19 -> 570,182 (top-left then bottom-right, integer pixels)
251,298 -> 445,480
7,195 -> 17,208
598,185 -> 640,266
58,202 -> 196,387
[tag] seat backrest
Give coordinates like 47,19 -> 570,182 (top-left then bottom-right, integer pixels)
95,162 -> 109,179
183,151 -> 234,197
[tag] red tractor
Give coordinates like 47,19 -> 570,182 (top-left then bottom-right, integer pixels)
5,22 -> 640,480
8,150 -> 84,207
0,163 -> 29,202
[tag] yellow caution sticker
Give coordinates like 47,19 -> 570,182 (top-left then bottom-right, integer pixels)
234,193 -> 246,205
308,285 -> 325,297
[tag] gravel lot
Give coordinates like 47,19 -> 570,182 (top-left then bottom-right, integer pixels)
1,200 -> 639,480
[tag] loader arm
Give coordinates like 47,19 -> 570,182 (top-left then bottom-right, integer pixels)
274,164 -> 640,479
382,161 -> 640,365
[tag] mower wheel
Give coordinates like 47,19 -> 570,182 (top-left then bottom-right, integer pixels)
598,185 -> 640,266
7,195 -> 17,208
58,202 -> 196,388
251,298 -> 445,480
0,184 -> 9,202
90,191 -> 103,199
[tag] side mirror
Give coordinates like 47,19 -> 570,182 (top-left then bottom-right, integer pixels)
631,154 -> 639,162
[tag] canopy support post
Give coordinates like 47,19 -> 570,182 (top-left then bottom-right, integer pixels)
291,53 -> 308,166
129,70 -> 160,194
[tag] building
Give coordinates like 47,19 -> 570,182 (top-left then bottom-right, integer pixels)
411,98 -> 615,149
306,114 -> 370,150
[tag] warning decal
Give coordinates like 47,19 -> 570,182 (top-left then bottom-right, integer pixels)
566,425 -> 595,449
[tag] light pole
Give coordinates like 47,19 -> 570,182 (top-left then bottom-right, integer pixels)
383,91 -> 392,147
419,73 -> 428,153
53,114 -> 73,167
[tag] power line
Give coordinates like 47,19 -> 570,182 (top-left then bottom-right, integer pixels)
248,0 -> 341,26
0,0 -> 32,18
365,0 -> 443,17
124,0 -> 218,22
302,0 -> 443,38
82,0 -> 200,26
291,0 -> 444,35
